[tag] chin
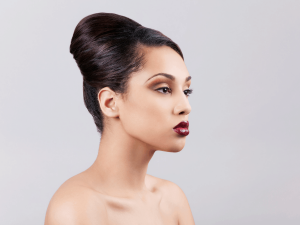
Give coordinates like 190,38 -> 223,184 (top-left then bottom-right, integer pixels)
167,147 -> 184,153
140,132 -> 187,152
159,147 -> 184,153
159,140 -> 186,153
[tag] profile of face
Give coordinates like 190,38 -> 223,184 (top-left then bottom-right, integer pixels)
114,46 -> 192,153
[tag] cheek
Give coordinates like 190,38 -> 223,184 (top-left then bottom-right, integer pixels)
120,95 -> 186,152
122,95 -> 166,135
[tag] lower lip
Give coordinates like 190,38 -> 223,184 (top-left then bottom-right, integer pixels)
173,128 -> 189,136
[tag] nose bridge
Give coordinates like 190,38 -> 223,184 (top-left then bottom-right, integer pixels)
173,91 -> 192,115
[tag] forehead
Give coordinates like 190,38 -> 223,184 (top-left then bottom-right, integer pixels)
131,46 -> 190,83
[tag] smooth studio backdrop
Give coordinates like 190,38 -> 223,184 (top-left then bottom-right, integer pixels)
1,0 -> 299,224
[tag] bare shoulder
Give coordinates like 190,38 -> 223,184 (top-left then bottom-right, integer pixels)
44,173 -> 107,225
145,174 -> 195,225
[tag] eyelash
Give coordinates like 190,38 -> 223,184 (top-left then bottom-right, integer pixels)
156,87 -> 193,96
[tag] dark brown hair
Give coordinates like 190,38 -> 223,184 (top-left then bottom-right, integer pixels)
70,12 -> 183,134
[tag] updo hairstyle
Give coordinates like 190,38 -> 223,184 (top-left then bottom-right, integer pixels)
70,12 -> 183,134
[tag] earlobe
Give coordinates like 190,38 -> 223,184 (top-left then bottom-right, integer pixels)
97,87 -> 119,118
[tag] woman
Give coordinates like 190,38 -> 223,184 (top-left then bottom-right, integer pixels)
45,12 -> 195,225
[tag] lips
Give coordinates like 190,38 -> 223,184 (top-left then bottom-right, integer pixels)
173,121 -> 189,136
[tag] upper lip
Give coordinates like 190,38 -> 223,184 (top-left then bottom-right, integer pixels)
173,121 -> 189,129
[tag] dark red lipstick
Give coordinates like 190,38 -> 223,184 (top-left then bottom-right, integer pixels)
173,121 -> 189,136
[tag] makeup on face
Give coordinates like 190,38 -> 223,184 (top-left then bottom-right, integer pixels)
146,73 -> 192,96
173,121 -> 189,136
144,73 -> 191,137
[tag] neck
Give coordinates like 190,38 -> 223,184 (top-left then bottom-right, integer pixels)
89,124 -> 156,198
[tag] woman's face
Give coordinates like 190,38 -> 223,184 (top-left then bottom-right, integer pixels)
118,46 -> 192,152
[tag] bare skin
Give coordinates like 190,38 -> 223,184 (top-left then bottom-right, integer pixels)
45,46 -> 195,225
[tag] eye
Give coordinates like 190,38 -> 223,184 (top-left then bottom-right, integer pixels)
184,88 -> 193,96
156,87 -> 172,94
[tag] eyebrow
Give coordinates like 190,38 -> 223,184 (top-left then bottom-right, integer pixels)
146,73 -> 191,83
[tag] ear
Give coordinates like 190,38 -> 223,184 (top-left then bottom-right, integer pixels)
97,87 -> 119,118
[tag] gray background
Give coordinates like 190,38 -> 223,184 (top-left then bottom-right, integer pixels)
1,0 -> 299,224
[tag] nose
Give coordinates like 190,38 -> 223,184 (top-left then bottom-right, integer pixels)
173,92 -> 192,116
